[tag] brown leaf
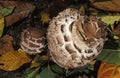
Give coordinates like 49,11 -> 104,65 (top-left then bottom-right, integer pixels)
0,1 -> 35,26
0,35 -> 14,55
108,20 -> 120,35
0,50 -> 31,71
91,0 -> 120,12
98,62 -> 120,78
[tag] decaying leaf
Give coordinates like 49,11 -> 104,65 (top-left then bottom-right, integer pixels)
0,50 -> 31,71
30,55 -> 48,68
0,1 -> 35,26
102,17 -> 120,39
0,35 -> 14,55
112,20 -> 120,35
79,5 -> 86,15
0,6 -> 15,37
40,11 -> 51,24
30,55 -> 40,68
91,0 -> 112,2
98,62 -> 120,78
91,0 -> 120,12
0,17 -> 4,37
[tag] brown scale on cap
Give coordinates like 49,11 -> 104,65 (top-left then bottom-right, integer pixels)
20,27 -> 46,55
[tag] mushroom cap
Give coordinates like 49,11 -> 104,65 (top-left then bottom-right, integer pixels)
20,27 -> 46,55
47,8 -> 106,69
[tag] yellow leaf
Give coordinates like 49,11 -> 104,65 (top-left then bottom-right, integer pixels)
98,62 -> 120,78
0,17 -> 4,37
30,55 -> 40,68
79,5 -> 85,15
41,55 -> 48,61
0,17 -> 4,29
89,60 -> 96,65
30,60 -> 40,68
114,36 -> 119,40
0,50 -> 31,71
40,12 -> 50,24
101,16 -> 120,25
30,55 -> 48,68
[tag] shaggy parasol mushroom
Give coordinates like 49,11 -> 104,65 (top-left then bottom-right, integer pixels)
20,27 -> 46,55
47,8 -> 107,69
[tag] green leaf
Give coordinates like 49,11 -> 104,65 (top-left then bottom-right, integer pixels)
101,15 -> 120,25
39,65 -> 57,78
51,64 -> 65,75
22,67 -> 40,78
27,67 -> 40,78
0,6 -> 15,18
97,49 -> 120,65
78,64 -> 90,73
67,64 -> 90,76
0,6 -> 14,37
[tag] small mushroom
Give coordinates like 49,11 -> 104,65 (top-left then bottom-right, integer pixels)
20,27 -> 46,55
47,8 -> 107,69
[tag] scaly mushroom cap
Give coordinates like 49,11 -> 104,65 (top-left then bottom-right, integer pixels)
20,27 -> 46,55
47,8 -> 106,69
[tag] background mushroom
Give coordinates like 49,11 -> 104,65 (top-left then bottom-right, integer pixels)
20,27 -> 46,55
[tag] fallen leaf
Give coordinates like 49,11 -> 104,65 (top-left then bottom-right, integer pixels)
0,35 -> 14,55
79,5 -> 86,15
40,11 -> 51,24
0,50 -> 31,71
67,64 -> 91,76
30,55 -> 49,68
113,36 -> 119,40
91,0 -> 120,12
0,6 -> 15,18
39,65 -> 57,78
22,67 -> 40,78
112,20 -> 120,35
98,62 -> 120,78
93,0 -> 111,2
30,55 -> 40,68
102,18 -> 120,39
51,64 -> 64,75
0,1 -> 35,26
26,67 -> 40,78
101,16 -> 120,25
30,60 -> 40,68
41,55 -> 49,61
0,17 -> 4,37
97,49 -> 120,65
